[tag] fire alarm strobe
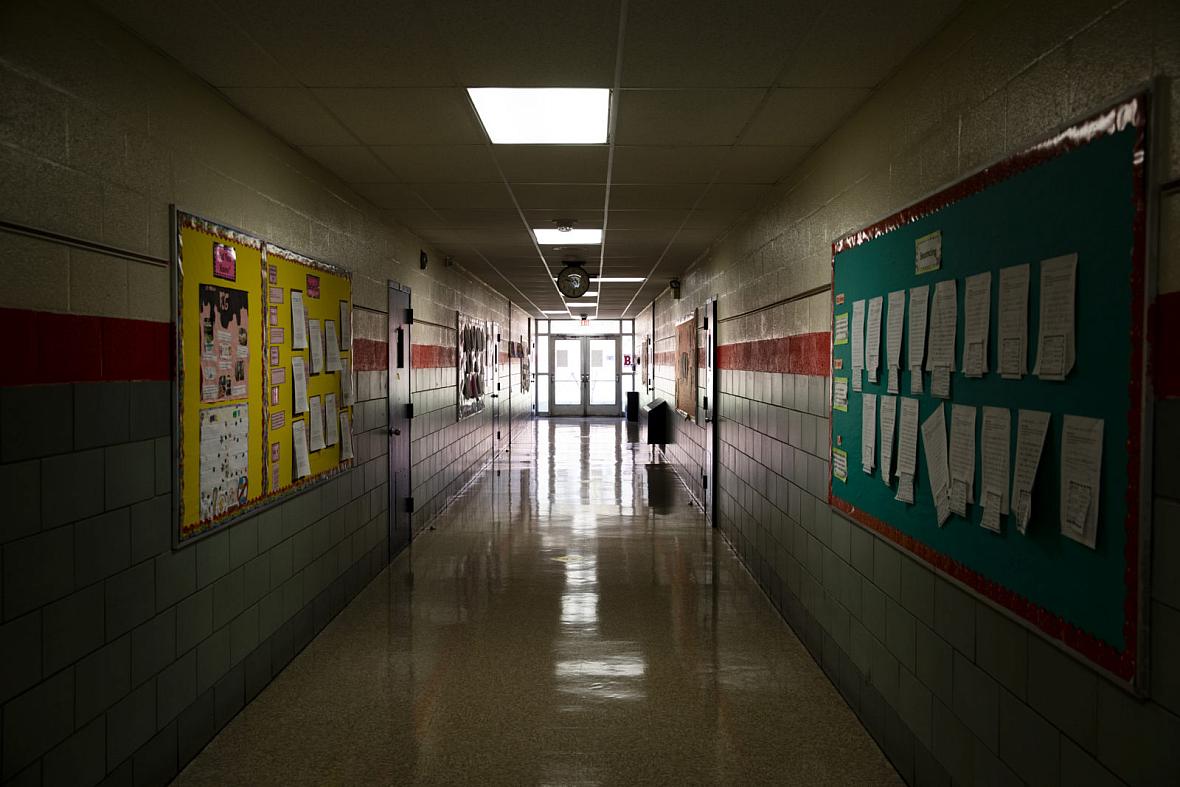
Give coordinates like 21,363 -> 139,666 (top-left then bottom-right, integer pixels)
557,261 -> 591,298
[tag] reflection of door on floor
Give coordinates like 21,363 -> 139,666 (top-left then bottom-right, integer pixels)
549,335 -> 619,416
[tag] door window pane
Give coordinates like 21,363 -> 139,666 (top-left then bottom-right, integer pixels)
537,374 -> 549,413
553,339 -> 581,405
588,338 -> 616,406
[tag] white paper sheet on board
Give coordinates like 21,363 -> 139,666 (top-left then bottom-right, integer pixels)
835,312 -> 849,345
962,272 -> 991,377
292,356 -> 309,414
1034,254 -> 1077,381
998,264 -> 1030,379
324,392 -> 339,446
880,394 -> 897,485
325,320 -> 342,372
852,299 -> 866,390
1060,414 -> 1103,548
887,290 -> 905,369
930,367 -> 951,399
292,418 -> 311,479
862,393 -> 877,474
290,291 -> 308,350
198,404 -> 248,521
309,394 -> 325,451
338,411 -> 355,461
888,368 -> 900,394
927,279 -> 957,373
980,406 -> 1011,532
908,285 -> 929,391
340,357 -> 355,406
949,404 -> 977,515
308,319 -> 324,374
896,397 -> 919,505
866,296 -> 883,383
921,403 -> 951,526
1011,409 -> 1050,533
339,301 -> 352,347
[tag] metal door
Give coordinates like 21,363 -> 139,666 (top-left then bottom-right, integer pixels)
548,335 -> 620,416
703,297 -> 718,527
387,285 -> 412,556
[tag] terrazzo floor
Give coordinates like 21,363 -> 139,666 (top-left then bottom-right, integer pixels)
175,418 -> 899,785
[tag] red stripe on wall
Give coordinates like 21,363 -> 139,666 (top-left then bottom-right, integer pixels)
1152,291 -> 1180,399
411,344 -> 456,369
353,337 -> 388,372
717,332 -> 831,376
0,308 -> 170,385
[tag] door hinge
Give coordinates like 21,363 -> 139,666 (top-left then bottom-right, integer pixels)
405,308 -> 414,324
703,395 -> 709,411
497,430 -> 501,440
497,382 -> 501,391
404,497 -> 415,514
703,317 -> 709,330
405,402 -> 414,419
702,474 -> 708,491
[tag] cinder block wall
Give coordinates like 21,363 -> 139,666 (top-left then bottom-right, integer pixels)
0,1 -> 529,784
649,1 -> 1180,784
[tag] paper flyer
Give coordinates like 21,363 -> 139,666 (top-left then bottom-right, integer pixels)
325,393 -> 339,446
921,404 -> 951,526
292,419 -> 311,479
198,404 -> 248,520
309,319 -> 324,374
325,320 -> 342,372
339,411 -> 355,461
309,394 -> 325,451
198,284 -> 249,403
291,290 -> 307,349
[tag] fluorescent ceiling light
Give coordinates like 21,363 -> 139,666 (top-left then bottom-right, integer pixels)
468,88 -> 609,144
541,310 -> 569,314
534,228 -> 603,245
565,291 -> 598,298
554,276 -> 644,283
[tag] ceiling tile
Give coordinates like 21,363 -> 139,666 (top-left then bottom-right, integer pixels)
429,0 -> 622,86
372,145 -> 500,182
740,88 -> 870,146
234,0 -> 454,87
300,146 -> 397,183
510,184 -> 606,211
609,184 -> 708,210
614,89 -> 765,146
719,146 -> 812,183
313,88 -> 485,145
621,0 -> 820,87
495,146 -> 609,183
219,88 -> 355,145
351,183 -> 430,210
435,210 -> 525,229
778,0 -> 964,88
611,146 -> 727,183
413,182 -> 516,211
696,183 -> 772,210
94,0 -> 297,87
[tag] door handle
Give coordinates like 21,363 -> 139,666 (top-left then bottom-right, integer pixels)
391,428 -> 401,436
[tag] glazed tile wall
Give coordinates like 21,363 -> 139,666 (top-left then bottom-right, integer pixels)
0,1 -> 530,784
642,1 -> 1180,785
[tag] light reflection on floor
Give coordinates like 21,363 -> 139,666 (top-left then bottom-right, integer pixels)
175,418 -> 900,786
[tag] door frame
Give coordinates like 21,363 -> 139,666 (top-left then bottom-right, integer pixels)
548,333 -> 621,417
387,283 -> 413,557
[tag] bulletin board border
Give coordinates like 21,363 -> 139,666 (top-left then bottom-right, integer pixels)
826,90 -> 1155,692
170,207 -> 355,549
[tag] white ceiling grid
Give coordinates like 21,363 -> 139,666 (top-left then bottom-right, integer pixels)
98,0 -> 963,316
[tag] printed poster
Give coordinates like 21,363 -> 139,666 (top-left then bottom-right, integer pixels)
199,404 -> 249,520
199,284 -> 249,402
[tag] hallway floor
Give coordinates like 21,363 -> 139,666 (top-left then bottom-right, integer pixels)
175,419 -> 900,785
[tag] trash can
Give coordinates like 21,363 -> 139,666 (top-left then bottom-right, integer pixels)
643,398 -> 669,446
625,391 -> 639,422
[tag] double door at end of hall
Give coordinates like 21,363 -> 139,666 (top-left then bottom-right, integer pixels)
550,335 -> 619,416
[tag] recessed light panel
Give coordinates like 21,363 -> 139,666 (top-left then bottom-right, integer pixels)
533,228 -> 603,245
468,88 -> 610,144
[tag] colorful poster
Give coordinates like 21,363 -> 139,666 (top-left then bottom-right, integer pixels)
213,242 -> 237,281
198,404 -> 248,521
307,274 -> 321,299
675,314 -> 697,419
198,284 -> 249,402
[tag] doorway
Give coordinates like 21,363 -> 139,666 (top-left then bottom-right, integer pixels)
549,335 -> 620,416
387,284 -> 412,557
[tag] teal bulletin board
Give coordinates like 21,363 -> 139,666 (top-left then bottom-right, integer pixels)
829,94 -> 1152,688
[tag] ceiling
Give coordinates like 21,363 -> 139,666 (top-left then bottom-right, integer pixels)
98,0 -> 963,317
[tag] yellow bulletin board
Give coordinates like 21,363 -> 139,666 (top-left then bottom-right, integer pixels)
173,210 -> 354,546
